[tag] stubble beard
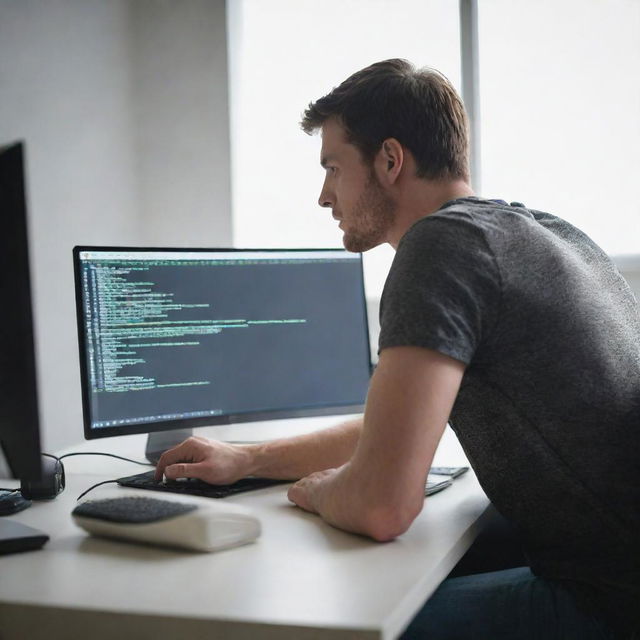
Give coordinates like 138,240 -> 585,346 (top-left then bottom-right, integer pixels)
342,173 -> 396,253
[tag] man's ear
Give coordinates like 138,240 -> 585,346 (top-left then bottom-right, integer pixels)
375,138 -> 404,186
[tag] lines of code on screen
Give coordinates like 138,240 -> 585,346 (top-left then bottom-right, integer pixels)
79,254 -> 371,429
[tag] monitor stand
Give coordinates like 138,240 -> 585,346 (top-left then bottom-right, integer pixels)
145,429 -> 193,464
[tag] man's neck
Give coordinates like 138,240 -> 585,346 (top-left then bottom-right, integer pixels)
387,179 -> 475,249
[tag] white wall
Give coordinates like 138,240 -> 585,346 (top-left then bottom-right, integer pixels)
0,0 -> 139,454
130,0 -> 232,246
0,0 -> 232,452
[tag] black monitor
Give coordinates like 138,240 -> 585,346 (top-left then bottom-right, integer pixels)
0,141 -> 49,553
73,247 -> 372,460
0,142 -> 43,483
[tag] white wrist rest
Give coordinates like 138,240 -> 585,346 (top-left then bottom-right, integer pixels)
72,494 -> 261,552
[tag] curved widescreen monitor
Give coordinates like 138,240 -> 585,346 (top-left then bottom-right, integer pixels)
73,247 -> 372,440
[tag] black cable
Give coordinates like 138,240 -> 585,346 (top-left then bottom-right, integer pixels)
57,452 -> 153,467
43,452 -> 152,501
76,479 -> 120,502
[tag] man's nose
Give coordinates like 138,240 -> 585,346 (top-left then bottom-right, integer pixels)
318,180 -> 333,208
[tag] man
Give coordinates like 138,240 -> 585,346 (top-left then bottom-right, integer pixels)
156,59 -> 639,638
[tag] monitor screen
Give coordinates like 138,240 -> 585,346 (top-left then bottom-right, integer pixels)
0,141 -> 43,482
73,247 -> 372,440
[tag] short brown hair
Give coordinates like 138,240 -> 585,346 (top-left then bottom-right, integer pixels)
301,59 -> 469,182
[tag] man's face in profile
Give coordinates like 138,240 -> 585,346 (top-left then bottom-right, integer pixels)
317,119 -> 395,253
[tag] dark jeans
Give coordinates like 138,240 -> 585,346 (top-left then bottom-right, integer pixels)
400,507 -> 616,640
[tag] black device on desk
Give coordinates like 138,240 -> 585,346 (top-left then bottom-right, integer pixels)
73,246 -> 373,498
0,141 -> 50,553
117,470 -> 289,498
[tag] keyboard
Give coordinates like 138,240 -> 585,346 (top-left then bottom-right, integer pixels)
117,470 -> 288,499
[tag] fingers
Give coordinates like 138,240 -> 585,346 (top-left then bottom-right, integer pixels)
288,468 -> 341,514
154,437 -> 204,481
287,482 -> 312,511
287,472 -> 324,512
153,437 -> 249,485
163,461 -> 206,481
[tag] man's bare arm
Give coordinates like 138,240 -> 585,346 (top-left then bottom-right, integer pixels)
287,346 -> 465,541
154,417 -> 363,484
246,417 -> 363,479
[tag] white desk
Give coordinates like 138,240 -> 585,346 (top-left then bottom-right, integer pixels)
0,422 -> 489,640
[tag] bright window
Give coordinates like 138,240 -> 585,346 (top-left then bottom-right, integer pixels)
227,0 -> 462,299
478,0 -> 640,257
228,0 -> 640,303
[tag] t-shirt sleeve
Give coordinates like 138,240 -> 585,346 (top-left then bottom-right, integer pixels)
378,213 -> 502,364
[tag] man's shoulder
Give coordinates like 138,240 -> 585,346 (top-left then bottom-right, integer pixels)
401,197 -> 579,254
407,197 -> 523,233
398,198 -> 509,256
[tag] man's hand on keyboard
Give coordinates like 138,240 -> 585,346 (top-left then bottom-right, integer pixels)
154,437 -> 252,485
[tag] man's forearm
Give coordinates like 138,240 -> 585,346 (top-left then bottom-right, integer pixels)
243,417 -> 363,480
287,347 -> 465,541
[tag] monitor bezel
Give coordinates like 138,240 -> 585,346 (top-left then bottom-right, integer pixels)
73,245 -> 372,441
0,141 -> 43,481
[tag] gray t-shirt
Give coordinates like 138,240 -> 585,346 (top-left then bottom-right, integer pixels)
379,197 -> 640,634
